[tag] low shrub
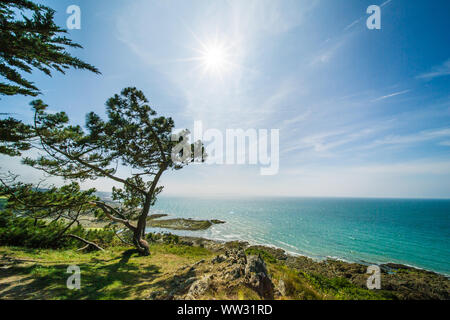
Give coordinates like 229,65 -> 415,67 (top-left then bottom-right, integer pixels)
0,210 -> 117,249
146,232 -> 180,244
245,247 -> 277,264
302,271 -> 396,300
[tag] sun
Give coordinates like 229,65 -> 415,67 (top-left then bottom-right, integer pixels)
203,46 -> 226,70
199,43 -> 230,74
180,34 -> 240,78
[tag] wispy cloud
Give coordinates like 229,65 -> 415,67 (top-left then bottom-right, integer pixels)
344,17 -> 364,31
283,127 -> 378,154
380,0 -> 393,8
287,159 -> 450,177
416,59 -> 450,80
281,109 -> 312,127
372,89 -> 410,102
319,0 -> 395,64
116,0 -> 318,129
368,128 -> 450,148
310,36 -> 349,66
281,159 -> 450,198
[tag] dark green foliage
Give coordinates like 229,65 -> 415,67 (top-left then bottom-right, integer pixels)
0,179 -> 100,223
245,247 -> 277,264
0,180 -> 113,249
0,0 -> 100,97
0,117 -> 34,156
0,210 -> 61,248
24,90 -> 182,185
275,267 -> 322,300
0,210 -> 116,249
146,232 -> 180,245
301,272 -> 397,300
0,0 -> 99,156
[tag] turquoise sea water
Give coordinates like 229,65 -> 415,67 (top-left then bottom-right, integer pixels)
147,197 -> 450,275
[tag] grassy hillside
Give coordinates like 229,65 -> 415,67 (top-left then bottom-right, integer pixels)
0,244 -> 214,300
0,243 -> 397,300
0,209 -> 447,300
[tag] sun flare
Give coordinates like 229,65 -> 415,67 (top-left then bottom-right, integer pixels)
182,34 -> 240,78
204,47 -> 225,68
200,43 -> 230,74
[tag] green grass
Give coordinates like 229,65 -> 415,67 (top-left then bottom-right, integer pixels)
301,272 -> 397,300
267,262 -> 397,300
269,265 -> 323,300
0,244 -> 215,300
149,243 -> 212,258
245,247 -> 277,264
0,244 -> 398,300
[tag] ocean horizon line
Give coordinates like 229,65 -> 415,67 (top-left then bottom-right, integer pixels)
95,191 -> 450,201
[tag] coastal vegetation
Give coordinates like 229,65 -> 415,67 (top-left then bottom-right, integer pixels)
0,0 -> 448,302
0,196 -> 449,300
1,220 -> 448,300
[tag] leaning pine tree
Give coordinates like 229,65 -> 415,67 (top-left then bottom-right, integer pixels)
24,87 -> 204,255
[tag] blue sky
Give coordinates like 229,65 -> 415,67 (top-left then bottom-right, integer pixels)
1,0 -> 450,198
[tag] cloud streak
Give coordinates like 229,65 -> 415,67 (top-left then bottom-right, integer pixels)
372,89 -> 411,102
416,59 -> 450,80
368,128 -> 450,148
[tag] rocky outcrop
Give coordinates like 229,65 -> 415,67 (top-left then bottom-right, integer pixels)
211,249 -> 274,299
173,248 -> 275,300
245,255 -> 274,299
212,254 -> 226,264
147,218 -> 226,231
185,275 -> 212,299
277,280 -> 287,296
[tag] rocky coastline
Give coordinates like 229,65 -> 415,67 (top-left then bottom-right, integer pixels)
155,235 -> 449,300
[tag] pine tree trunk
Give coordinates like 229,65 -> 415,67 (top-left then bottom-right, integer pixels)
133,228 -> 150,256
133,194 -> 152,256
